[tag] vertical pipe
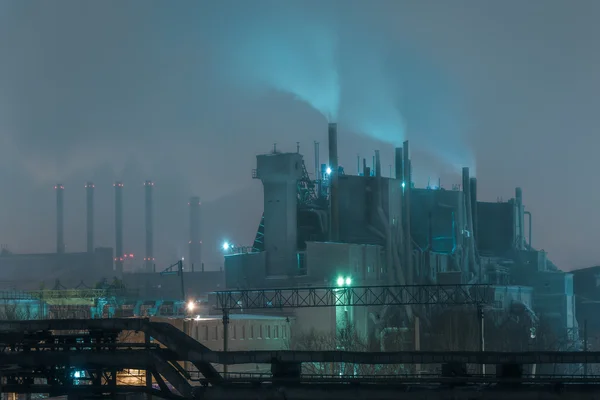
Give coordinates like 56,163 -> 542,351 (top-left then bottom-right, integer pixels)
55,184 -> 65,254
374,150 -> 381,177
189,196 -> 202,269
357,154 -> 360,175
85,182 -> 94,253
114,181 -> 124,274
314,141 -> 319,180
515,187 -> 524,250
402,142 -> 412,284
524,211 -> 532,248
328,123 -> 339,242
462,168 -> 475,277
395,147 -> 403,180
470,177 -> 478,245
479,306 -> 486,375
144,181 -> 154,272
584,319 -> 588,377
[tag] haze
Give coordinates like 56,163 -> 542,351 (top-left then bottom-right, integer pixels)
0,0 -> 598,270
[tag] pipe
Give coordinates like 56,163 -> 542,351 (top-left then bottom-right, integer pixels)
374,150 -> 381,178
515,187 -> 524,250
144,181 -> 154,272
462,168 -> 475,277
357,154 -> 360,175
328,122 -> 339,242
55,184 -> 65,254
189,196 -> 202,270
85,182 -> 94,253
524,211 -> 532,248
314,141 -> 319,181
114,181 -> 124,273
469,177 -> 478,244
394,147 -> 403,180
402,141 -> 412,285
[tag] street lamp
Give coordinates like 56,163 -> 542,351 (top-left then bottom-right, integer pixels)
336,276 -> 352,287
187,300 -> 195,312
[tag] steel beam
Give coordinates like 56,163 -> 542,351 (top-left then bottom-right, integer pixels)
195,384 -> 600,400
212,284 -> 493,311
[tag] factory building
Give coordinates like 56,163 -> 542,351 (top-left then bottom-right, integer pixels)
223,122 -> 578,356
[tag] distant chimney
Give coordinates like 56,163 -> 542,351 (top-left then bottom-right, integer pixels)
144,181 -> 154,272
114,181 -> 124,273
85,182 -> 94,253
189,196 -> 201,271
55,184 -> 65,254
328,122 -> 339,241
394,147 -> 403,180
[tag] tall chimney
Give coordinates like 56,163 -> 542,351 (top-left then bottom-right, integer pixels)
402,142 -> 412,284
144,181 -> 154,272
394,147 -> 403,180
469,177 -> 478,244
328,122 -> 339,241
114,181 -> 124,273
55,184 -> 65,254
189,196 -> 201,271
462,168 -> 476,277
85,182 -> 94,253
515,187 -> 524,250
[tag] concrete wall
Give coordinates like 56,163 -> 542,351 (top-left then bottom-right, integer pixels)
256,152 -> 303,277
338,176 -> 401,246
305,242 -> 384,285
0,247 -> 114,290
224,251 -> 266,289
410,189 -> 464,254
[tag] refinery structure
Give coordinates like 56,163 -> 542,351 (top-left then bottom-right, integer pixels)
0,122 -> 592,398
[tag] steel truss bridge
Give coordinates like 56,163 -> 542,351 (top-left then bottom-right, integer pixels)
0,319 -> 598,399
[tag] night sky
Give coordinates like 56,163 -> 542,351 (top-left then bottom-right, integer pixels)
0,0 -> 598,271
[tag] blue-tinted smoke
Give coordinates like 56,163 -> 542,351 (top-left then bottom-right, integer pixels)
209,1 -> 340,120
207,1 -> 474,172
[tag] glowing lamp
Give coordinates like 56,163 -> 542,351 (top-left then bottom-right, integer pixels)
336,276 -> 344,286
222,242 -> 230,251
345,277 -> 352,286
326,167 -> 332,175
187,301 -> 195,312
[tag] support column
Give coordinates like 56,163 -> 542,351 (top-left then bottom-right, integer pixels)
145,332 -> 152,399
223,309 -> 230,377
478,306 -> 486,375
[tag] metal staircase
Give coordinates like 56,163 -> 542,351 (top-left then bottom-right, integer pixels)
252,213 -> 265,252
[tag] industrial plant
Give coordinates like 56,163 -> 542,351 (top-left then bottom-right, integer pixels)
0,122 -> 592,399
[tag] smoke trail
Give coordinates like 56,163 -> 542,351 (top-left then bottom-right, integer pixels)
209,1 -> 341,120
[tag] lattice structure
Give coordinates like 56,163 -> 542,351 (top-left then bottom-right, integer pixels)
212,284 -> 493,311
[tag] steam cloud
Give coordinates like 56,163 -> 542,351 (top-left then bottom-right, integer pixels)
209,1 -> 475,172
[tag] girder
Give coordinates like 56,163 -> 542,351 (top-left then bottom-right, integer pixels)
212,284 -> 493,311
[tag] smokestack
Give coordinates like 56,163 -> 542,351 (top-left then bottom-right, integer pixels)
55,184 -> 65,254
515,187 -> 524,250
462,168 -> 476,277
85,182 -> 94,253
374,150 -> 381,177
402,142 -> 412,284
394,147 -> 403,180
114,181 -> 124,273
144,181 -> 154,272
189,196 -> 202,271
470,177 -> 478,244
328,122 -> 339,241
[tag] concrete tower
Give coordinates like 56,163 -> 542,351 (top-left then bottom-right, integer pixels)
114,181 -> 124,273
144,181 -> 154,272
55,184 -> 65,254
189,196 -> 201,271
85,182 -> 94,253
256,151 -> 303,276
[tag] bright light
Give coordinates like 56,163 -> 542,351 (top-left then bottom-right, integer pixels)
345,277 -> 352,286
187,301 -> 195,312
181,257 -> 185,261
326,167 -> 332,175
336,276 -> 344,286
401,182 -> 406,188
222,242 -> 230,251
